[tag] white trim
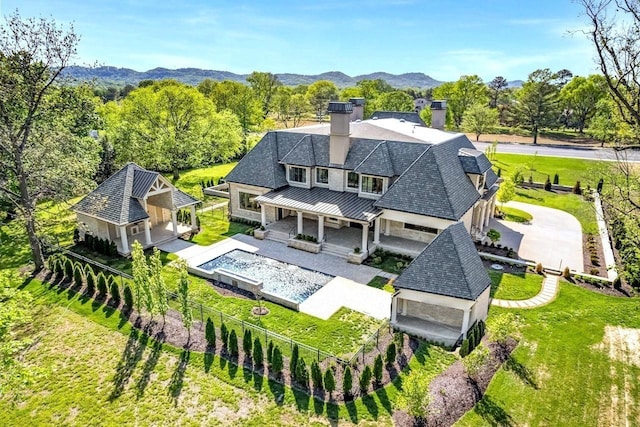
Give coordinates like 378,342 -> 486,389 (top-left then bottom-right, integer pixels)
358,174 -> 387,199
286,165 -> 310,188
237,189 -> 262,214
314,167 -> 330,188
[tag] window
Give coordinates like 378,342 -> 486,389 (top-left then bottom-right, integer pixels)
289,166 -> 307,183
347,171 -> 359,188
239,192 -> 260,212
361,176 -> 383,194
316,167 -> 328,184
477,173 -> 485,189
404,223 -> 438,234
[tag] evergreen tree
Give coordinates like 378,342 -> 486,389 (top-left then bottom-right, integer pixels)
220,322 -> 229,348
73,263 -> 84,288
373,354 -> 383,387
243,329 -> 253,358
205,317 -> 216,348
460,339 -> 470,358
266,340 -> 274,365
311,360 -> 323,390
96,272 -> 108,297
343,366 -> 353,399
385,342 -> 397,366
86,271 -> 96,296
296,357 -> 308,387
123,284 -> 133,309
290,343 -> 299,376
359,366 -> 372,394
271,346 -> 283,377
324,369 -> 336,398
109,279 -> 120,305
252,338 -> 263,368
64,258 -> 74,280
228,329 -> 239,357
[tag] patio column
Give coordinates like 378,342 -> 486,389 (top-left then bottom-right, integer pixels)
361,222 -> 369,253
401,298 -> 408,315
484,201 -> 491,227
119,226 -> 129,253
260,204 -> 267,227
384,218 -> 390,236
390,295 -> 398,323
478,204 -> 487,231
190,205 -> 198,230
317,215 -> 324,242
297,211 -> 303,235
171,209 -> 178,236
373,217 -> 381,244
143,218 -> 152,245
461,307 -> 471,338
491,197 -> 497,218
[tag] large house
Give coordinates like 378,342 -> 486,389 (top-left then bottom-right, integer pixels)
73,162 -> 199,255
225,99 -> 498,344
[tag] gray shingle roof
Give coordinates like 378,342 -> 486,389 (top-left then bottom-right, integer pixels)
370,111 -> 426,126
225,133 -> 289,189
485,168 -> 499,189
458,148 -> 493,174
394,222 -> 491,300
174,189 -> 200,208
255,187 -> 380,222
354,141 -> 394,177
374,137 -> 481,220
280,135 -> 316,167
74,162 -> 199,225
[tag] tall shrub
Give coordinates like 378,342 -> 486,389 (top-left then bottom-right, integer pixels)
324,369 -> 336,398
131,241 -> 149,314
266,340 -> 274,365
73,263 -> 84,288
109,279 -> 121,305
228,329 -> 239,357
220,322 -> 229,348
64,258 -> 74,280
343,366 -> 353,399
253,338 -> 263,368
359,366 -> 372,394
385,342 -> 397,366
176,259 -> 192,339
311,360 -> 323,390
296,358 -> 308,387
149,247 -> 168,321
123,284 -> 133,309
205,317 -> 216,348
86,270 -> 96,296
290,343 -> 299,376
373,354 -> 383,387
243,329 -> 253,358
271,346 -> 283,377
96,272 -> 108,297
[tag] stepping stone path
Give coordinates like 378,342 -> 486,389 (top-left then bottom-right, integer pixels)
491,275 -> 559,309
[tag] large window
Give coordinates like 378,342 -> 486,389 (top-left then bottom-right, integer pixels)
316,167 -> 328,184
404,223 -> 438,234
347,171 -> 359,188
289,166 -> 307,183
361,175 -> 383,194
239,192 -> 260,212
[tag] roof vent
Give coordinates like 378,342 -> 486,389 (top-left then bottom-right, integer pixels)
399,118 -> 405,123
327,101 -> 353,114
355,119 -> 362,123
372,116 -> 378,120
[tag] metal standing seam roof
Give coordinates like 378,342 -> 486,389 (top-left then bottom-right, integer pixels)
394,222 -> 491,300
255,187 -> 381,222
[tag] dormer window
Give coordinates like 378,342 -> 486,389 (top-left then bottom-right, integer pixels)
316,168 -> 328,185
289,166 -> 307,183
478,173 -> 485,190
347,171 -> 359,189
361,175 -> 384,195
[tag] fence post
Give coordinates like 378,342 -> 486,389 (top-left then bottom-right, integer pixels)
362,345 -> 365,364
290,339 -> 293,352
200,304 -> 204,328
220,311 -> 223,324
376,329 -> 379,347
317,348 -> 320,362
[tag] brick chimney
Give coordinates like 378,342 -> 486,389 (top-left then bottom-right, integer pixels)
349,98 -> 365,121
328,101 -> 353,165
430,100 -> 447,130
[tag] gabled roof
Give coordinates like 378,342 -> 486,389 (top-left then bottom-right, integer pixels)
280,135 -> 316,167
458,148 -> 493,174
225,133 -> 288,189
354,141 -> 394,177
73,163 -> 199,225
394,222 -> 491,300
485,168 -> 499,189
374,137 -> 480,220
370,111 -> 426,126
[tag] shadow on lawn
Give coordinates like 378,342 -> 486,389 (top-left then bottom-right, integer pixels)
168,349 -> 190,405
504,355 -> 538,389
135,339 -> 163,398
109,329 -> 149,401
474,395 -> 514,427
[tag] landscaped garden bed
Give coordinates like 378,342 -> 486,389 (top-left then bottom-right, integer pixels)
364,247 -> 413,274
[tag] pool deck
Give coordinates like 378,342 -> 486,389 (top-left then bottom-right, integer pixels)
158,234 -> 391,320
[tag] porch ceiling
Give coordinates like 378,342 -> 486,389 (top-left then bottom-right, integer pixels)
255,186 -> 380,222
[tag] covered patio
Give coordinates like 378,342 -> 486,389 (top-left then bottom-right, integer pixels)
115,221 -> 193,254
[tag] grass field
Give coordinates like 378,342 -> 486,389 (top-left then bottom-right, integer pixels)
457,282 -> 640,426
491,153 -> 603,187
167,162 -> 238,198
489,270 -> 543,300
500,206 -> 533,223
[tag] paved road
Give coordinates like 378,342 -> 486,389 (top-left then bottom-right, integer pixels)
473,141 -> 640,162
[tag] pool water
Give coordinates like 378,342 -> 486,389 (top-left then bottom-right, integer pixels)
197,250 -> 333,303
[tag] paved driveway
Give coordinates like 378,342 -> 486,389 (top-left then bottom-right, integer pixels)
488,201 -> 584,272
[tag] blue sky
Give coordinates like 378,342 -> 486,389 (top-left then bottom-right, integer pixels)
2,0 -> 597,81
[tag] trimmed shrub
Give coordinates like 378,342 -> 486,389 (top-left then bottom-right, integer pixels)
343,366 -> 353,399
535,262 -> 544,274
563,266 -> 571,279
311,360 -> 323,390
266,341 -> 274,365
296,357 -> 308,387
385,342 -> 397,366
478,320 -> 486,338
290,344 -> 299,376
243,329 -> 253,358
220,322 -> 229,348
109,280 -> 120,305
86,271 -> 96,296
123,284 -> 133,309
324,369 -> 336,397
96,272 -> 108,297
373,355 -> 383,387
205,318 -> 216,347
253,338 -> 263,368
228,329 -> 239,357
544,176 -> 552,191
73,264 -> 84,288
64,258 -> 74,280
553,173 -> 559,185
468,329 -> 477,350
271,346 -> 283,376
613,276 -> 622,290
573,180 -> 582,195
459,339 -> 470,357
359,366 -> 372,394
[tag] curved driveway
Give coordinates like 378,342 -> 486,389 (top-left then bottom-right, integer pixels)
488,201 -> 584,272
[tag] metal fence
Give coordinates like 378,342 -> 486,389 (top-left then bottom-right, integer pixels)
51,247 -> 388,368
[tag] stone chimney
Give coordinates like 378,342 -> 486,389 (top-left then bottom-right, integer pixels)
349,98 -> 365,121
327,101 -> 353,165
430,100 -> 447,130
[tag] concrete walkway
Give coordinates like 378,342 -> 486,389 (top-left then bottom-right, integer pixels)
491,275 -> 559,308
490,201 -> 584,272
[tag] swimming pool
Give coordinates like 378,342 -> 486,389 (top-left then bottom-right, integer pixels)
197,249 -> 333,304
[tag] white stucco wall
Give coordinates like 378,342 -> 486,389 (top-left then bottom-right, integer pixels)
470,286 -> 491,325
76,213 -> 112,241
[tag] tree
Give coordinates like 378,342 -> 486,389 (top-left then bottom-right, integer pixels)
252,338 -> 263,368
497,177 -> 516,211
243,329 -> 253,358
205,317 -> 216,348
246,71 -> 281,118
96,272 -> 108,297
462,103 -> 499,141
560,75 -> 607,133
488,76 -> 509,109
149,247 -> 167,322
385,342 -> 397,366
324,369 -> 336,398
271,346 -> 283,377
228,329 -> 239,357
0,13 -> 102,269
290,343 -> 299,375
176,258 -> 193,341
289,94 -> 310,127
122,284 -> 133,309
373,354 -> 383,387
306,80 -> 339,115
434,75 -> 489,128
395,369 -> 431,421
375,91 -> 414,112
343,366 -> 353,399
311,360 -> 323,390
73,264 -> 84,288
199,79 -> 262,136
130,241 -> 149,314
359,366 -> 372,394
589,98 -> 623,146
515,69 -> 561,144
266,340 -> 274,365
103,80 -> 242,179
486,229 -> 501,245
296,357 -> 308,387
86,270 -> 96,296
109,280 -> 120,305
220,322 -> 229,348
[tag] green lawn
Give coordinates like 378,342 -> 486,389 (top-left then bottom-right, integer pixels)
492,153 -> 603,187
188,207 -> 254,246
488,270 -> 543,300
167,162 -> 238,198
512,187 -> 598,234
457,282 -> 640,426
0,276 -> 456,425
500,206 -> 533,223
366,276 -> 395,293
